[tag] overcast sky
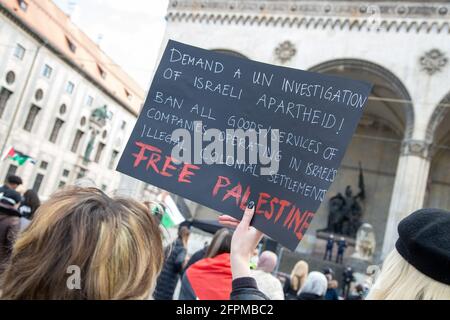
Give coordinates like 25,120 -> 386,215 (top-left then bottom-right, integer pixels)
53,0 -> 169,89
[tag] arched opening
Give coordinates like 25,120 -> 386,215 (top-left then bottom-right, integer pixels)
304,59 -> 414,261
212,49 -> 249,60
425,93 -> 450,209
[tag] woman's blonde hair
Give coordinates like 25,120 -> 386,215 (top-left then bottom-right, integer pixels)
366,249 -> 450,300
0,187 -> 164,300
290,260 -> 309,292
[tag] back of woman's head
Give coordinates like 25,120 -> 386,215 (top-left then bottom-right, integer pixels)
366,249 -> 450,300
290,260 -> 309,291
0,187 -> 164,300
205,228 -> 232,258
300,271 -> 328,297
22,189 -> 41,217
367,208 -> 450,300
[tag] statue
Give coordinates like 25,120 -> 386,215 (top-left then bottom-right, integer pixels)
91,105 -> 112,126
352,223 -> 376,261
323,162 -> 366,238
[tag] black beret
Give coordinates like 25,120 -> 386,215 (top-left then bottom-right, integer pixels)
395,208 -> 450,285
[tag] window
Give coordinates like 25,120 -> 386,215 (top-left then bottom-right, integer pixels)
66,81 -> 75,94
121,120 -> 127,130
66,36 -> 77,53
58,181 -> 66,188
77,168 -> 87,179
49,118 -> 64,143
0,87 -> 13,119
97,64 -> 107,79
42,64 -> 53,79
101,184 -> 107,191
35,89 -> 44,101
86,95 -> 94,106
62,169 -> 70,178
6,71 -> 16,84
94,142 -> 105,163
6,164 -> 18,178
32,173 -> 44,193
14,44 -> 25,60
23,104 -> 41,132
108,150 -> 119,169
18,0 -> 28,12
40,161 -> 48,170
71,130 -> 84,153
59,104 -> 67,115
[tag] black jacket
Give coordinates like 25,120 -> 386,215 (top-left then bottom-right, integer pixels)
297,292 -> 323,300
153,239 -> 187,300
230,277 -> 269,300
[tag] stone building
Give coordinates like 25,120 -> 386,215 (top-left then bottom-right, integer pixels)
160,0 -> 450,262
0,0 -> 145,199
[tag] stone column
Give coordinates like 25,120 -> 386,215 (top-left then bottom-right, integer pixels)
381,140 -> 431,259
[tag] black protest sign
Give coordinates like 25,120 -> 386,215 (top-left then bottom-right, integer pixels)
117,40 -> 373,250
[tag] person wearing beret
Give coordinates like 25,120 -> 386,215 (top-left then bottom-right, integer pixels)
367,208 -> 450,300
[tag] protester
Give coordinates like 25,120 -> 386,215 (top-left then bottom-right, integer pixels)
0,175 -> 23,208
0,187 -> 164,299
250,251 -> 284,300
325,280 -> 340,300
366,209 -> 450,300
297,271 -> 328,300
18,190 -> 41,231
154,225 -> 190,300
0,175 -> 23,274
283,260 -> 309,300
347,284 -> 365,300
218,203 -> 268,300
179,228 -> 233,299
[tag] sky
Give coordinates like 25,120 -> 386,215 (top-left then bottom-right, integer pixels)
53,0 -> 169,89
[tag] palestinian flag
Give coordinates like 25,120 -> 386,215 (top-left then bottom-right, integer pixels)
157,193 -> 189,228
2,147 -> 36,166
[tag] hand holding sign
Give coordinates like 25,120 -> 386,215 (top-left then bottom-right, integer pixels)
219,202 -> 264,280
117,40 -> 373,250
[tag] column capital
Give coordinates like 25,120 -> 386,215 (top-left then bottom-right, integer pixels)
401,139 -> 431,160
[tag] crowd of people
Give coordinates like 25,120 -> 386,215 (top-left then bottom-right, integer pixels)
0,174 -> 449,300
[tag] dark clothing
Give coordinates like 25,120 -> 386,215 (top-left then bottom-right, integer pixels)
297,292 -> 323,300
153,239 -> 187,300
347,293 -> 364,300
183,246 -> 207,273
324,238 -> 334,261
325,288 -> 339,300
336,239 -> 347,263
283,277 -> 299,300
0,185 -> 21,207
337,240 -> 347,254
230,277 -> 268,300
180,253 -> 232,300
0,211 -> 20,274
342,270 -> 354,298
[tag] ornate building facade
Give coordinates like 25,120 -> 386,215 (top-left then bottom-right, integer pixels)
0,0 -> 144,199
161,0 -> 450,261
